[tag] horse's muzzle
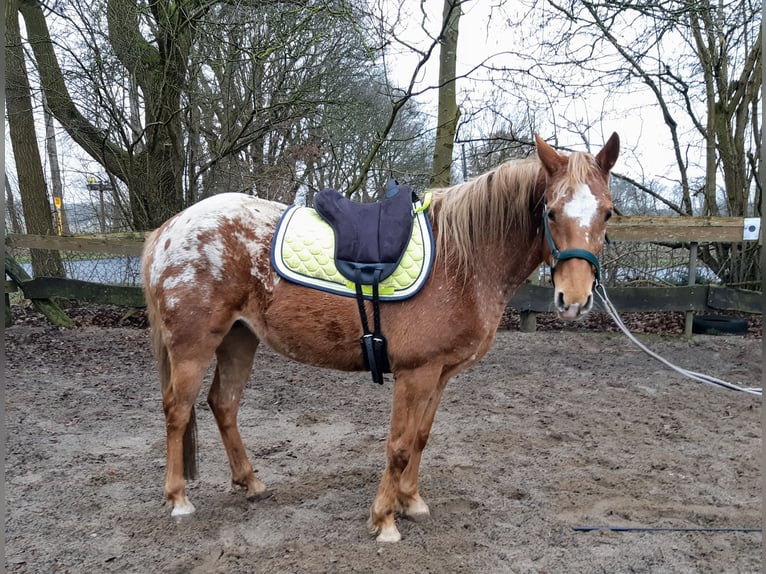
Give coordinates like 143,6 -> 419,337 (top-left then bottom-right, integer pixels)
555,290 -> 593,320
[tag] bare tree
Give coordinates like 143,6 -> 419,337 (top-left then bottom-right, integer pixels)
6,0 -> 65,277
4,172 -> 24,234
571,0 -> 759,284
429,0 -> 461,187
15,0 -> 440,225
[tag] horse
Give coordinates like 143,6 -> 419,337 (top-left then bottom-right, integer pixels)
141,132 -> 619,543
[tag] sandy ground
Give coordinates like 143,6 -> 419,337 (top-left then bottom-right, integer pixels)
4,322 -> 762,573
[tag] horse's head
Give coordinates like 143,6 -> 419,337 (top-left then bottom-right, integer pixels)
535,133 -> 619,320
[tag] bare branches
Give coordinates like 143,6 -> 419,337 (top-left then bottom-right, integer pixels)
19,1 -> 126,180
344,0 -> 465,196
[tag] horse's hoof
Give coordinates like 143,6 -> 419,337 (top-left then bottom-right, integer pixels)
376,524 -> 402,543
241,478 -> 270,501
405,509 -> 431,523
246,488 -> 271,501
170,498 -> 196,517
403,497 -> 431,522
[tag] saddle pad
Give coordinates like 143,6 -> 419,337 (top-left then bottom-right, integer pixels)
271,199 -> 433,301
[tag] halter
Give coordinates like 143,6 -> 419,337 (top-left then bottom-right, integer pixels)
542,198 -> 603,286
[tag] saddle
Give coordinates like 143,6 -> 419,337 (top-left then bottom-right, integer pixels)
314,180 -> 415,285
271,180 -> 434,385
314,181 -> 416,385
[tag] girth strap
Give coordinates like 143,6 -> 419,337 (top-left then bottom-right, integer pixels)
354,268 -> 389,385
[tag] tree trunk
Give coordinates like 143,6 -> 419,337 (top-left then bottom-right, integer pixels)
44,98 -> 70,234
429,0 -> 461,188
5,0 -> 65,278
18,2 -> 125,179
124,151 -> 185,229
5,172 -> 24,234
688,4 -> 761,285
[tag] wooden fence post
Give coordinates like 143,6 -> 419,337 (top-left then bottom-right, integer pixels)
5,281 -> 17,327
520,311 -> 537,332
683,242 -> 698,337
519,266 -> 544,332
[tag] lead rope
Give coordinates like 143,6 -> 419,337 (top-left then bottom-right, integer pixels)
593,284 -> 762,396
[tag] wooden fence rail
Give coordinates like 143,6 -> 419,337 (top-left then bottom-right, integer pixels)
10,276 -> 761,314
6,231 -> 147,256
5,273 -> 761,332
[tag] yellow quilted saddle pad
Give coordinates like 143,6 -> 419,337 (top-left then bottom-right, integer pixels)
271,199 -> 433,300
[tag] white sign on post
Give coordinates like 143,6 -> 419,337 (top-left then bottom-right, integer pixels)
742,218 -> 760,241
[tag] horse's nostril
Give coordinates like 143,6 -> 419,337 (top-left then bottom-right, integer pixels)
556,291 -> 566,311
584,294 -> 593,311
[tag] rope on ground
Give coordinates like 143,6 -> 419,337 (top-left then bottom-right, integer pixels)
594,285 -> 762,397
573,525 -> 761,533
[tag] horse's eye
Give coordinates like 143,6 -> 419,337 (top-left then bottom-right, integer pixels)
604,211 -> 612,222
547,210 -> 556,222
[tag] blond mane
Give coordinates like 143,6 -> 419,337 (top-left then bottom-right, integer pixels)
429,157 -> 541,275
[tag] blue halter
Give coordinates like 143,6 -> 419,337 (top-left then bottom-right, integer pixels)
542,198 -> 603,286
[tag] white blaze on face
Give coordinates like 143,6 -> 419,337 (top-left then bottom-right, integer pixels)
563,184 -> 599,229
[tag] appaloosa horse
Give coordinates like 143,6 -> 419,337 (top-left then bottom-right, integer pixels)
141,133 -> 619,542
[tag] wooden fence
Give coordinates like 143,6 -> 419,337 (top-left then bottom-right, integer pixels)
5,215 -> 762,332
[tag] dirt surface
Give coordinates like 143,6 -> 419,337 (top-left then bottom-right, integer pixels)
5,308 -> 762,573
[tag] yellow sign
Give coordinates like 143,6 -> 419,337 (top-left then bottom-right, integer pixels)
53,196 -> 63,235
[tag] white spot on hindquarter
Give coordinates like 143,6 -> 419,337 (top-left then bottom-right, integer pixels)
202,236 -> 225,280
147,193 -> 282,292
232,229 -> 277,287
563,184 -> 598,229
162,267 -> 195,291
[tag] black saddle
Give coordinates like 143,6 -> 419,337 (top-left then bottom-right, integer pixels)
314,180 -> 418,385
314,180 -> 415,286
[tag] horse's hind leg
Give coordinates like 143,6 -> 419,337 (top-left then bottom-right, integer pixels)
207,322 -> 267,499
164,357 -> 209,516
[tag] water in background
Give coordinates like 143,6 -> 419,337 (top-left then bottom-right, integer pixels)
19,256 -> 142,286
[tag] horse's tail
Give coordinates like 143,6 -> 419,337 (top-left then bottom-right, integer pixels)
143,234 -> 198,482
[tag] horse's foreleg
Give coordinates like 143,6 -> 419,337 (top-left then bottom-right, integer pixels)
163,358 -> 207,516
396,372 -> 450,522
369,365 -> 441,543
208,323 -> 267,500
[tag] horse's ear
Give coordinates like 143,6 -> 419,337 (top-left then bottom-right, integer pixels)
595,132 -> 620,173
535,134 -> 567,177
